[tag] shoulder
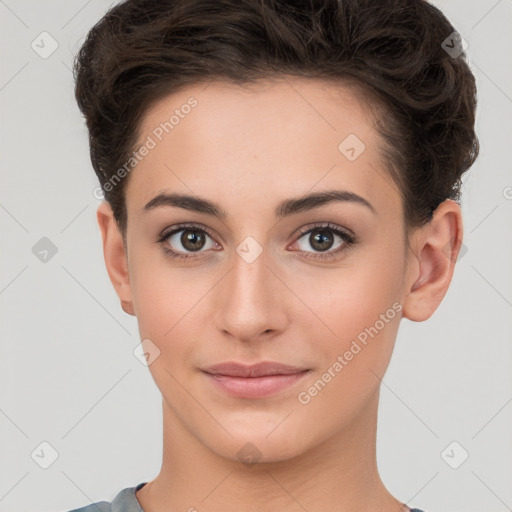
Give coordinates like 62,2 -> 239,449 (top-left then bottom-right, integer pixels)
64,482 -> 147,512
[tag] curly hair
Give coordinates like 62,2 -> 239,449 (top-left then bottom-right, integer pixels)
73,0 -> 479,237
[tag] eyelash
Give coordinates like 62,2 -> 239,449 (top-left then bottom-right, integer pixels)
156,222 -> 357,262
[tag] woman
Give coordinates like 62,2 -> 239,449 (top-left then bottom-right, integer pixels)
69,0 -> 478,510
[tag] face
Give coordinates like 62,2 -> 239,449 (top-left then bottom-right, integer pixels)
105,78 -> 417,462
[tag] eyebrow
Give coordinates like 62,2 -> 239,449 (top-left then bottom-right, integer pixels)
143,189 -> 377,219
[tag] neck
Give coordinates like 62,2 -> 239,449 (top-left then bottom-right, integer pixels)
136,388 -> 407,512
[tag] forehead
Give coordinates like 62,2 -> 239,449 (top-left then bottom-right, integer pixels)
126,77 -> 400,218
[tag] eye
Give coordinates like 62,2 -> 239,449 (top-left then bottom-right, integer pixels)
157,221 -> 357,262
291,222 -> 356,261
157,223 -> 219,261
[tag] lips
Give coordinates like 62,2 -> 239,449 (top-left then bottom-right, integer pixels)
201,361 -> 310,398
202,361 -> 309,378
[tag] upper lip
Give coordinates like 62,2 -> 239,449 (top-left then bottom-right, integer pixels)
202,361 -> 309,378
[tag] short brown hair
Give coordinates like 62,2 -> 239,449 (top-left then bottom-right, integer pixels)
73,0 -> 479,236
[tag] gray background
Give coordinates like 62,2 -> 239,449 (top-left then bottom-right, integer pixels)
1,1 -> 511,511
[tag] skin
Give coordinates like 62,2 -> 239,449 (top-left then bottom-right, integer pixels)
97,77 -> 463,512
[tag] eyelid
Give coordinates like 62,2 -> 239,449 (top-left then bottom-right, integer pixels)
293,221 -> 356,242
159,222 -> 216,241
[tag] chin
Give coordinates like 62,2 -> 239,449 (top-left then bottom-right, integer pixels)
198,416 -> 316,466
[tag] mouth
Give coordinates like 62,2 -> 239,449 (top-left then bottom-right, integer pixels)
201,361 -> 311,398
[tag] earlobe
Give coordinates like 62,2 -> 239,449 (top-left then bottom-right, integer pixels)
96,201 -> 135,316
401,199 -> 463,322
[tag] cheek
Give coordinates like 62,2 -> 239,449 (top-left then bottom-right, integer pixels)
293,245 -> 404,341
293,265 -> 403,425
290,242 -> 405,395
132,270 -> 208,340
128,251 -> 227,377
129,265 -> 207,396
129,233 -> 200,313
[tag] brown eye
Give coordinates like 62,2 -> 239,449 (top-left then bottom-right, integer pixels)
158,223 -> 218,260
293,223 -> 356,261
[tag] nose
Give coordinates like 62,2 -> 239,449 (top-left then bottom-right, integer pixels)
213,242 -> 289,343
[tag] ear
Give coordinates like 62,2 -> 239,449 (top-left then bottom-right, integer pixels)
402,199 -> 463,322
96,201 -> 135,316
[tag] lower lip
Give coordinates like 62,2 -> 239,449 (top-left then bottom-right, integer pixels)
203,371 -> 310,398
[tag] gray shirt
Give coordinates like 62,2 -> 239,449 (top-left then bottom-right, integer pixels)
65,482 -> 427,512
66,482 -> 147,512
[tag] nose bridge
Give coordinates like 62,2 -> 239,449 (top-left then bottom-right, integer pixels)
214,235 -> 286,340
230,236 -> 273,312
